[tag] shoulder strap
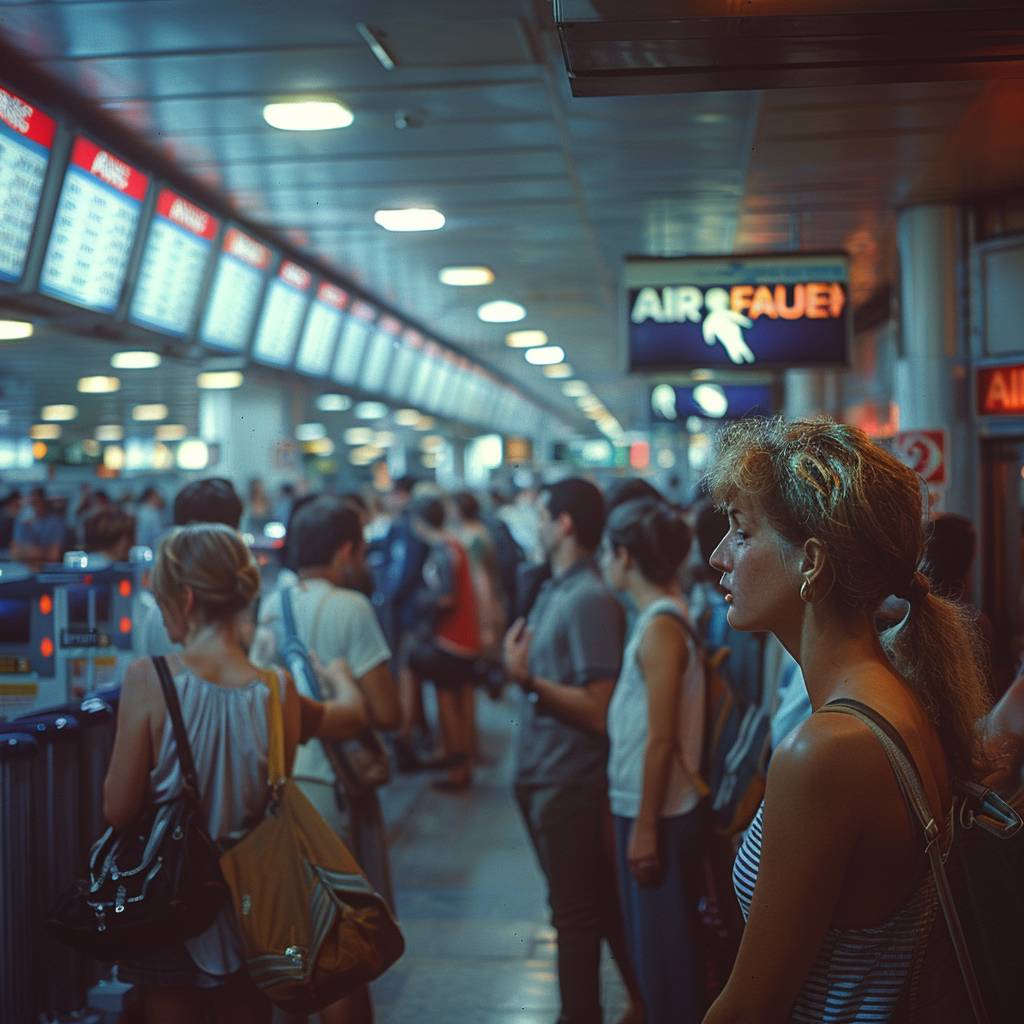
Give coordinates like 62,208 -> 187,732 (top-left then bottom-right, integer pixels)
280,583 -> 299,642
152,656 -> 202,801
820,698 -> 989,1024
260,668 -> 287,790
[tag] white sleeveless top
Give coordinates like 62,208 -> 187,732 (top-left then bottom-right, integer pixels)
148,664 -> 283,977
606,596 -> 705,819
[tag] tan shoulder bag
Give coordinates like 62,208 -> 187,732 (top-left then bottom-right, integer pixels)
218,670 -> 404,1012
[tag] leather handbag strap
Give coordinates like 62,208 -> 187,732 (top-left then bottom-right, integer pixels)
821,698 -> 990,1024
260,667 -> 287,791
152,655 -> 202,802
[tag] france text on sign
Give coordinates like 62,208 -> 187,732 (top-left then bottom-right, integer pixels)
129,189 -> 219,335
199,227 -> 271,351
977,364 -> 1024,416
40,137 -> 149,312
626,255 -> 850,371
0,85 -> 56,282
892,429 -> 947,487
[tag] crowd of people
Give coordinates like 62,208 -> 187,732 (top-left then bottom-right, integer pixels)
5,416 -> 1024,1023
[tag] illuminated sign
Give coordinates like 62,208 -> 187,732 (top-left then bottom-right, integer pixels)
0,85 -> 56,283
977,363 -> 1024,416
199,227 -> 272,352
129,189 -> 219,335
251,260 -> 313,367
40,137 -> 149,312
650,382 -> 774,422
626,254 -> 850,371
295,281 -> 348,376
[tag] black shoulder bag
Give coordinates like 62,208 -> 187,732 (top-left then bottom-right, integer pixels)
48,656 -> 227,960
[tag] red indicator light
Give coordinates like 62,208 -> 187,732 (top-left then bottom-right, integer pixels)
39,594 -> 53,615
119,580 -> 132,597
40,637 -> 54,658
119,616 -> 132,634
84,574 -> 93,585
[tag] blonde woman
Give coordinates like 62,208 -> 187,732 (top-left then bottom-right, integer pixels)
103,523 -> 368,1023
702,417 -> 989,1024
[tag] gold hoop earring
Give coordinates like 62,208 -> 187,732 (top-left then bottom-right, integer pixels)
799,579 -> 814,603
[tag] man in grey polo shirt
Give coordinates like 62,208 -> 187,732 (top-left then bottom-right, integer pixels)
505,478 -> 639,1024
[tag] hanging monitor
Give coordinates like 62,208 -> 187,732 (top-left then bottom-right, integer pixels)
39,137 -> 149,312
626,254 -> 850,371
332,300 -> 377,385
360,314 -> 401,395
385,328 -> 422,401
407,340 -> 442,410
0,85 -> 56,285
295,281 -> 348,376
129,188 -> 219,336
199,226 -> 271,352
251,259 -> 313,367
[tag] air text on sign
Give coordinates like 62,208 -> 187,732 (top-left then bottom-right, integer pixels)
977,364 -> 1024,416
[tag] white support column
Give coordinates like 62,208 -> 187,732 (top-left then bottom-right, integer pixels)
784,369 -> 831,418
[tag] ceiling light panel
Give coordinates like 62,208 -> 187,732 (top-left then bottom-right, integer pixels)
478,300 -> 525,323
439,266 -> 494,287
263,100 -> 354,131
133,404 -> 168,421
524,345 -> 565,366
111,350 -> 161,369
77,376 -> 121,393
0,320 -> 33,341
505,329 -> 547,348
41,404 -> 77,421
197,370 -> 244,389
374,208 -> 445,232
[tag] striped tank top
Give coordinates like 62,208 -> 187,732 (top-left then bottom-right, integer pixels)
734,802 -> 937,1022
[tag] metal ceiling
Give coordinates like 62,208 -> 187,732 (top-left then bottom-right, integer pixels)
2,0 -> 1024,435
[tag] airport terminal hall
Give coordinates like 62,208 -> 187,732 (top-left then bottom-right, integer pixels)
3,3 -> 1024,1024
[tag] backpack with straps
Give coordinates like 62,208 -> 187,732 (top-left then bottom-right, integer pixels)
822,698 -> 1024,1024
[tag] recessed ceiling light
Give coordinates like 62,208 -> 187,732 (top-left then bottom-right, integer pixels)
111,350 -> 161,370
439,266 -> 494,287
354,401 -> 388,420
374,208 -> 445,232
263,100 -> 354,132
30,423 -> 61,440
295,422 -> 327,442
316,393 -> 352,412
133,404 -> 168,422
395,408 -> 421,426
344,427 -> 375,446
198,370 -> 244,389
421,434 -> 444,451
155,424 -> 188,441
176,439 -> 210,470
0,319 -> 33,341
305,437 -> 335,457
524,345 -> 565,366
77,376 -> 121,394
103,444 -> 125,471
562,380 -> 590,398
153,442 -> 175,470
374,431 -> 396,448
41,404 -> 77,421
543,363 -> 573,379
505,329 -> 547,348
478,300 -> 526,323
413,415 -> 435,431
95,424 -> 124,442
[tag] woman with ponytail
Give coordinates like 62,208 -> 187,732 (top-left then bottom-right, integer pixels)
701,417 -> 990,1024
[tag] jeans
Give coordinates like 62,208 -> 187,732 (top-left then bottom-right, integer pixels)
613,809 -> 705,1024
516,781 -> 629,1024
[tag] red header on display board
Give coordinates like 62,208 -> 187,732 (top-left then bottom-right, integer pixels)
378,315 -> 402,335
403,328 -> 424,348
223,227 -> 270,268
70,137 -> 148,200
279,260 -> 312,291
0,85 -> 56,148
155,188 -> 218,240
317,282 -> 348,309
350,300 -> 377,321
978,364 -> 1024,416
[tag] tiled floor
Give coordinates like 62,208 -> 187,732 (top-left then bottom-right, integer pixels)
372,694 -> 630,1024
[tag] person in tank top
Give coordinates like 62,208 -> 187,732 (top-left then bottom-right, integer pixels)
600,497 -> 706,1024
701,418 -> 991,1024
102,523 -> 371,1024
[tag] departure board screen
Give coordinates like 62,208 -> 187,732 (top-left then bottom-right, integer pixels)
40,137 -> 149,312
332,301 -> 377,384
407,341 -> 442,409
295,281 -> 348,376
199,227 -> 271,352
129,188 -> 219,335
425,354 -> 456,414
360,315 -> 401,394
251,260 -> 313,367
0,86 -> 56,284
385,328 -> 422,400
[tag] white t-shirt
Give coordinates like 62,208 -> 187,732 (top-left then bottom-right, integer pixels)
255,578 -> 391,784
607,595 -> 705,819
